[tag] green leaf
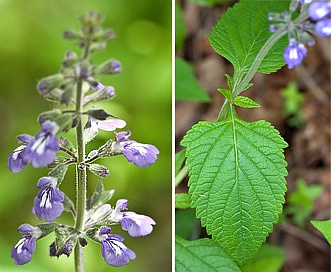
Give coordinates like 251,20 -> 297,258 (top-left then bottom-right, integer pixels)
218,88 -> 232,101
233,96 -> 261,108
181,117 -> 288,265
209,0 -> 288,76
175,57 -> 211,102
285,178 -> 322,227
175,193 -> 191,209
175,209 -> 198,239
240,244 -> 285,272
175,236 -> 240,272
175,2 -> 186,52
175,149 -> 186,175
311,220 -> 331,244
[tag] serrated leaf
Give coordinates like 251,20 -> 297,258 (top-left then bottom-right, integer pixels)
181,117 -> 288,265
175,57 -> 211,102
175,2 -> 186,52
311,220 -> 331,244
175,236 -> 240,272
233,96 -> 261,108
175,193 -> 191,209
175,149 -> 186,175
209,0 -> 288,76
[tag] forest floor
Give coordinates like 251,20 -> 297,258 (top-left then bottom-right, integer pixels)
175,2 -> 330,271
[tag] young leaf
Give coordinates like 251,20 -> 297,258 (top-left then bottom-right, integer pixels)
218,88 -> 232,101
311,220 -> 331,244
181,118 -> 288,265
175,193 -> 191,209
175,236 -> 240,272
209,0 -> 288,76
175,57 -> 211,102
233,96 -> 261,108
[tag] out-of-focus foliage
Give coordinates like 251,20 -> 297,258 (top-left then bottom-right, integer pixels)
175,57 -> 210,102
280,81 -> 305,127
0,0 -> 171,271
285,179 -> 323,227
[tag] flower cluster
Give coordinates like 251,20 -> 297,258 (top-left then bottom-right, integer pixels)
9,11 -> 159,269
269,0 -> 331,69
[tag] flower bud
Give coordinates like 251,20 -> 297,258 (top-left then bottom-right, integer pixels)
62,50 -> 78,67
37,74 -> 64,95
87,163 -> 110,178
86,108 -> 112,120
63,30 -> 79,40
93,60 -> 121,75
38,109 -> 63,124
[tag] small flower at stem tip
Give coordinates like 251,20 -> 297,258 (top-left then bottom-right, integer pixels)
283,39 -> 307,69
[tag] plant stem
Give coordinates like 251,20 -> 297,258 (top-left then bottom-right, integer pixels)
74,78 -> 87,272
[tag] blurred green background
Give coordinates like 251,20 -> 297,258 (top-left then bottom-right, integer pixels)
0,0 -> 171,271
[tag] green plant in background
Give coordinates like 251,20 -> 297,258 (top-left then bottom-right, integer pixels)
175,0 -> 331,270
285,178 -> 323,228
7,11 -> 160,272
280,81 -> 305,128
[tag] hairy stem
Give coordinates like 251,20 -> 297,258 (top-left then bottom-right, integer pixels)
74,78 -> 86,272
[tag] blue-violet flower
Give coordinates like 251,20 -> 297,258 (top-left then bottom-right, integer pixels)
24,121 -> 59,168
115,131 -> 159,167
308,1 -> 331,21
315,18 -> 331,37
98,226 -> 136,267
8,134 -> 34,173
283,39 -> 307,69
32,176 -> 64,222
111,199 -> 156,237
11,224 -> 41,265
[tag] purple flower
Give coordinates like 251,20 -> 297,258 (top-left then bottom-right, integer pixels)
7,135 -> 34,173
115,131 -> 159,167
24,121 -> 59,168
32,177 -> 64,222
11,224 -> 41,265
98,226 -> 136,267
111,199 -> 156,237
309,1 -> 331,21
283,39 -> 307,69
315,18 -> 331,37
